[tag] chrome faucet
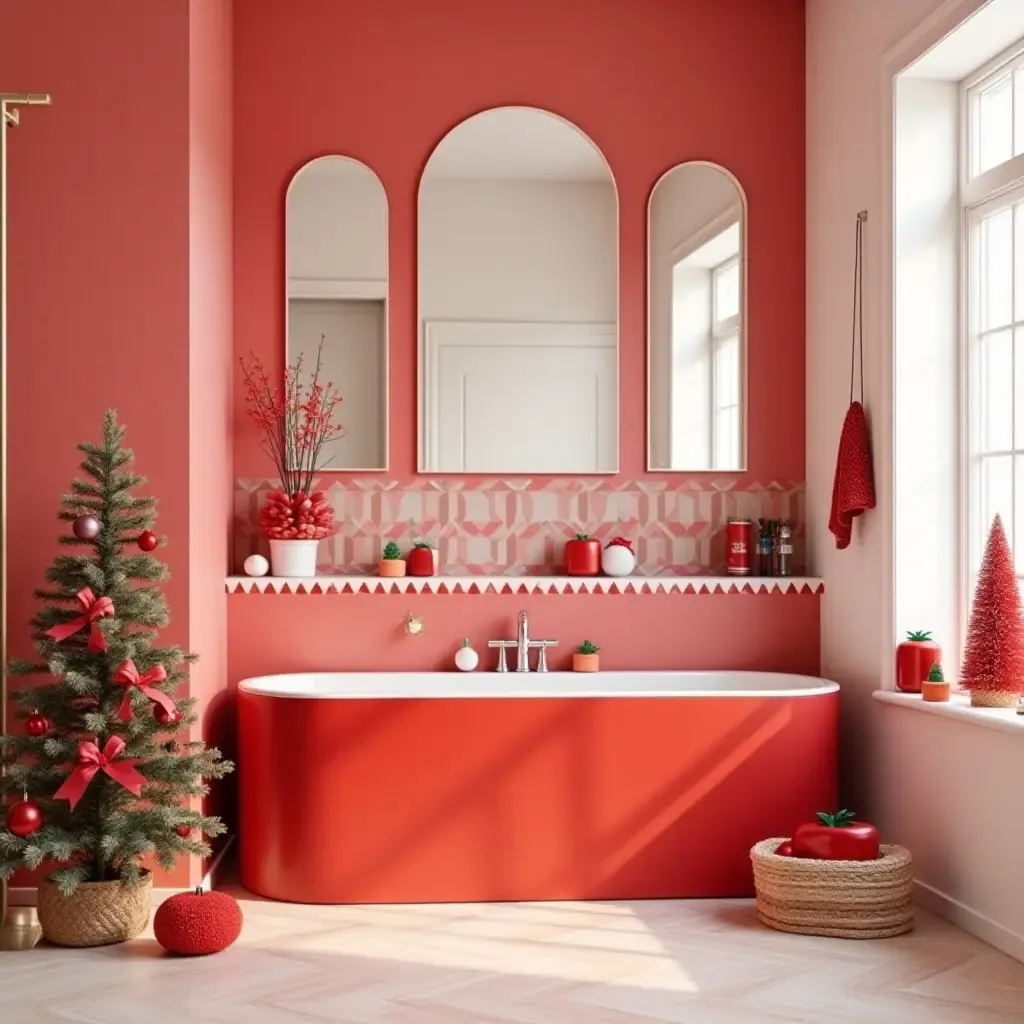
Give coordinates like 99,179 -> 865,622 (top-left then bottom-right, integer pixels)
488,610 -> 557,672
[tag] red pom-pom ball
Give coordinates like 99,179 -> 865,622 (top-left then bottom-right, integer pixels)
153,888 -> 242,956
137,530 -> 158,552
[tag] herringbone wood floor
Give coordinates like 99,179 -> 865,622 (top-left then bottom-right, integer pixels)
2,882 -> 1023,1023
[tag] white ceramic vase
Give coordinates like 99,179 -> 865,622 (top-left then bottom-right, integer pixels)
269,539 -> 319,577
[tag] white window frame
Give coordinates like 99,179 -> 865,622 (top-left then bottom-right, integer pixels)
711,255 -> 740,469
960,38 -> 1024,639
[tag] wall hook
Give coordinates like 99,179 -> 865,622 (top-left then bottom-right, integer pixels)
404,613 -> 424,636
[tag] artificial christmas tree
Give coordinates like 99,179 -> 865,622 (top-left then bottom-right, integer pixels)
0,412 -> 233,946
960,514 -> 1024,708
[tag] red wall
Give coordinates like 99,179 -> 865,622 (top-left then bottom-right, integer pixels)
227,0 -> 813,806
232,0 -> 806,482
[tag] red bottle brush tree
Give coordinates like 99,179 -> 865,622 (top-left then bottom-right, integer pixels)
960,514 -> 1024,707
240,337 -> 344,539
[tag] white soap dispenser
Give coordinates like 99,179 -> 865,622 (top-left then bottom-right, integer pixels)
455,638 -> 479,672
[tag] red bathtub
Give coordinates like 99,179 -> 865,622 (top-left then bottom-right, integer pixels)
238,671 -> 838,904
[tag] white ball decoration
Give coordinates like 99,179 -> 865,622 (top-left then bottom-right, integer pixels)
455,639 -> 479,672
244,553 -> 270,577
601,539 -> 636,577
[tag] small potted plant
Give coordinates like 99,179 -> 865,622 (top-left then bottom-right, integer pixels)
895,630 -> 940,693
407,540 -> 437,577
379,540 -> 406,577
573,640 -> 600,673
564,533 -> 601,576
922,663 -> 950,703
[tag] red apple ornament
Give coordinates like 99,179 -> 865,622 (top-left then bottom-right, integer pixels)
137,530 -> 158,552
154,887 -> 243,956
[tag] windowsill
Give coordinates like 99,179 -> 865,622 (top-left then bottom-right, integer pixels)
873,690 -> 1024,736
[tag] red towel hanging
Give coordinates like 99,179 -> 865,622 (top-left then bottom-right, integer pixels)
829,211 -> 875,550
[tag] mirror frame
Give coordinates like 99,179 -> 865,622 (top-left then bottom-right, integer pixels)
285,154 -> 390,473
645,160 -> 748,473
415,105 -> 620,475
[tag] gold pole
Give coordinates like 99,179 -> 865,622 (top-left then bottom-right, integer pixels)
0,91 -> 51,951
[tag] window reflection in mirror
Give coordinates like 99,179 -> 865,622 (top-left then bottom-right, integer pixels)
648,162 -> 747,471
285,156 -> 388,471
418,107 -> 618,474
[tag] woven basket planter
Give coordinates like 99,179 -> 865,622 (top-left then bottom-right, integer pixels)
38,871 -> 152,947
751,839 -> 913,939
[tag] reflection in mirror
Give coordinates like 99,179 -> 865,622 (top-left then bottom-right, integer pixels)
648,162 -> 746,471
286,156 -> 388,471
418,107 -> 618,473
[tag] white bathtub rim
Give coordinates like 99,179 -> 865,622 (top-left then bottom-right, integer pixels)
237,671 -> 839,700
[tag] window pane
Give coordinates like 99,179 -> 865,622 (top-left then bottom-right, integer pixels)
714,332 -> 739,408
979,73 -> 1013,174
714,408 -> 737,469
981,207 -> 1013,332
1016,202 -> 1024,320
714,262 -> 739,322
978,454 -> 1014,572
1016,327 -> 1024,449
980,328 -> 1013,452
1016,69 -> 1024,157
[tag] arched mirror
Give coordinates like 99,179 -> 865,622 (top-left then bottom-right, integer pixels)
286,155 -> 388,471
647,162 -> 747,471
418,107 -> 618,473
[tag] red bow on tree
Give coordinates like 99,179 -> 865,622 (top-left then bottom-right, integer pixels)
44,587 -> 114,652
53,736 -> 147,811
113,660 -> 175,722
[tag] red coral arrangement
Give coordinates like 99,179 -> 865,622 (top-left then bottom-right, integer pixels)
240,338 -> 345,536
960,514 -> 1024,707
258,490 -> 337,541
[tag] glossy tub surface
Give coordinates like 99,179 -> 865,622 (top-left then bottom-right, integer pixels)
238,671 -> 839,904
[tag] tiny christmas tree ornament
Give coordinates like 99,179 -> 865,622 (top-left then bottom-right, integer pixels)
5,794 -> 42,838
154,703 -> 180,727
72,513 -> 102,540
137,529 -> 158,552
960,514 -> 1024,707
175,824 -> 192,838
24,710 -> 50,737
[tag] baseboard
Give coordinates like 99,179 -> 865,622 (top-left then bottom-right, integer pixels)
915,879 -> 1024,963
7,834 -> 236,907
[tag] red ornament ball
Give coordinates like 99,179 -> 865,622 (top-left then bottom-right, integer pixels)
6,799 -> 42,838
153,888 -> 243,956
137,530 -> 158,552
25,711 -> 50,737
154,704 -> 179,727
175,824 -> 192,838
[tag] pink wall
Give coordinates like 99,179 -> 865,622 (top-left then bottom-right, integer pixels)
3,0 -> 193,887
188,0 -> 234,884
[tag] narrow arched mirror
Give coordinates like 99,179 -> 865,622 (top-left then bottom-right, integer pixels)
286,156 -> 388,471
418,107 -> 618,473
648,162 -> 747,471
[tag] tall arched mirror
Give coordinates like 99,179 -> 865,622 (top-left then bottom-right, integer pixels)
418,107 -> 618,473
648,162 -> 747,471
286,155 -> 388,471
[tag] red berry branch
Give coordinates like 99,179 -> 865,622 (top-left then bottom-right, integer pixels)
240,337 -> 345,503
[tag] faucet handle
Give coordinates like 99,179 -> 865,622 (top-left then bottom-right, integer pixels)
488,639 -> 515,673
530,639 -> 558,673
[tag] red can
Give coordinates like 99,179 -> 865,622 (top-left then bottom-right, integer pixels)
726,519 -> 752,575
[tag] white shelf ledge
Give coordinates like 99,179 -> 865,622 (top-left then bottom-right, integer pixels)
225,575 -> 824,596
873,690 -> 1024,736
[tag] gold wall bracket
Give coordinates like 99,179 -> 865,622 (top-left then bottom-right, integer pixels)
0,89 -> 51,951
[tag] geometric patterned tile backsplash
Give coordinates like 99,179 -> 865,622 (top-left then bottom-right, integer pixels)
234,477 -> 805,576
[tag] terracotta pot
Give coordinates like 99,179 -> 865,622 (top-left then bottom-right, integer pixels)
379,559 -> 406,577
573,653 -> 599,673
921,681 -> 950,703
38,871 -> 152,948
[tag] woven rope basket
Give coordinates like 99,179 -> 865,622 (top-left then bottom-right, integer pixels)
751,839 -> 913,939
37,871 -> 152,947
